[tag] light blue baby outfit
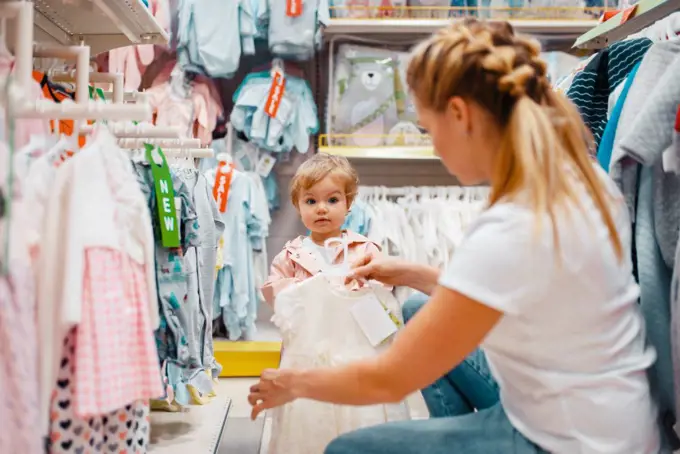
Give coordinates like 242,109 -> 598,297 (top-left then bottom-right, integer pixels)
176,0 -> 257,78
230,73 -> 319,154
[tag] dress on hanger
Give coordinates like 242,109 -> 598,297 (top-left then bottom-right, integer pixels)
268,273 -> 409,454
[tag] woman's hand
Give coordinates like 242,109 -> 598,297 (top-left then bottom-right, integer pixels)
248,369 -> 298,420
346,252 -> 411,287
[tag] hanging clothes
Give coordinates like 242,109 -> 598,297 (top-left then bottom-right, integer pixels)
211,167 -> 269,340
594,39 -> 680,451
566,37 -> 652,149
131,160 -> 209,404
48,330 -> 151,454
36,129 -> 160,438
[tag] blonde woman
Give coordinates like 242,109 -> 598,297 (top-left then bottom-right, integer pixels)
248,19 -> 661,453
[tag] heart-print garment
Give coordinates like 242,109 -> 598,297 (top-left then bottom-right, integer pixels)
48,330 -> 150,454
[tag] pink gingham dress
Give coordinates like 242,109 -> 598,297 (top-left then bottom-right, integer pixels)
74,247 -> 163,417
0,265 -> 41,454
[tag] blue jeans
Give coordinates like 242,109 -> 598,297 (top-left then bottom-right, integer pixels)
402,293 -> 499,417
323,294 -> 548,454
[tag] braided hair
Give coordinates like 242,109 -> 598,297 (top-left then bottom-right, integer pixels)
407,19 -> 623,260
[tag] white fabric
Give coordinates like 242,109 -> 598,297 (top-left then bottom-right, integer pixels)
302,237 -> 333,265
438,168 -> 660,453
36,128 -> 157,437
269,274 -> 409,454
357,186 -> 488,302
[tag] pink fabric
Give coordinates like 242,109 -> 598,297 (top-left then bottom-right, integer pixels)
262,231 -> 387,305
0,266 -> 41,454
50,330 -> 151,454
0,54 -> 51,148
74,247 -> 162,418
191,81 -> 224,145
146,83 -> 194,136
147,73 -> 223,144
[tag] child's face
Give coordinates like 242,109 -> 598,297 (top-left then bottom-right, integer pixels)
297,176 -> 349,239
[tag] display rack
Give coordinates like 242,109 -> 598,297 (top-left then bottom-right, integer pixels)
574,0 -> 680,48
325,18 -> 598,39
24,0 -> 168,54
318,134 -> 438,160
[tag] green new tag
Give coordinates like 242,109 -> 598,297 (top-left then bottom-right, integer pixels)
145,144 -> 181,248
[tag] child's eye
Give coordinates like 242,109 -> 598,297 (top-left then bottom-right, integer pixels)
305,198 -> 316,205
417,125 -> 428,134
329,197 -> 339,204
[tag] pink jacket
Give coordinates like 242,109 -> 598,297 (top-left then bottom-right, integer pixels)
262,231 -> 385,305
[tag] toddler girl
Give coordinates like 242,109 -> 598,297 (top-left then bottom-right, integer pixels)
263,153 -> 380,302
261,153 -> 409,453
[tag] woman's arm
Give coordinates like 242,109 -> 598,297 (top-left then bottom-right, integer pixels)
348,254 -> 442,296
399,262 -> 441,296
249,285 -> 502,416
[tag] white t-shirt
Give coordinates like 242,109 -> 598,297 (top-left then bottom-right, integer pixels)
439,172 -> 660,453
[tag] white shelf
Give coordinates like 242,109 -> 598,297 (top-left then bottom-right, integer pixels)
324,18 -> 598,38
29,0 -> 168,54
320,145 -> 438,160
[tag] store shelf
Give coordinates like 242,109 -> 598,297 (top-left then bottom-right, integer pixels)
325,18 -> 599,38
573,0 -> 680,48
320,145 -> 438,160
215,341 -> 282,378
31,0 -> 168,54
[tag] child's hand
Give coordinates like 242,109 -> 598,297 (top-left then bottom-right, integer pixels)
346,253 -> 410,287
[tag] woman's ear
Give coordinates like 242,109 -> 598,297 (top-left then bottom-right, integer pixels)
447,96 -> 472,135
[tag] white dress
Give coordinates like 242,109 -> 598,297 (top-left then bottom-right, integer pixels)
269,273 -> 410,454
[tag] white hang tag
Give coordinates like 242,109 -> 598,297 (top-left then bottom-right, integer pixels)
256,154 -> 276,177
663,145 -> 680,174
350,293 -> 399,347
175,196 -> 182,227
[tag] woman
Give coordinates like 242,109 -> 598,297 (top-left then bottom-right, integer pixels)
248,19 -> 660,453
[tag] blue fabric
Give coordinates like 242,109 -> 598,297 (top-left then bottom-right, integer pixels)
402,294 -> 500,417
213,170 -> 268,340
230,73 -> 319,154
176,0 -> 257,78
636,166 -> 675,451
341,199 -> 371,236
261,0 -> 330,61
597,61 -> 641,171
200,138 -> 281,212
450,0 -> 478,16
325,403 -> 546,454
567,38 -> 652,148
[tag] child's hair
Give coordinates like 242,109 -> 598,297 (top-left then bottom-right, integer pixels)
406,18 -> 623,260
290,153 -> 359,207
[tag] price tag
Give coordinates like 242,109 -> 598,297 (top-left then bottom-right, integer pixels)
620,5 -> 637,23
145,144 -> 181,248
350,293 -> 399,347
286,0 -> 303,17
264,69 -> 286,118
212,162 -> 234,213
256,154 -> 277,177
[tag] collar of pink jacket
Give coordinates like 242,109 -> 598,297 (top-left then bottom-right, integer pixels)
284,231 -> 374,275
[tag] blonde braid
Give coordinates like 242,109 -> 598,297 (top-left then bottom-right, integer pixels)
406,18 -> 624,260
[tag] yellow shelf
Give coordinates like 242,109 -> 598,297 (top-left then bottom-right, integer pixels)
214,341 -> 282,378
319,145 -> 438,160
318,134 -> 438,160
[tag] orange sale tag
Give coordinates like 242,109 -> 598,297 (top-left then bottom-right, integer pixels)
264,69 -> 286,119
286,0 -> 303,17
620,5 -> 637,24
212,162 -> 234,213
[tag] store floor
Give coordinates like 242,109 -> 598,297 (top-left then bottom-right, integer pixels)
216,378 -> 430,454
